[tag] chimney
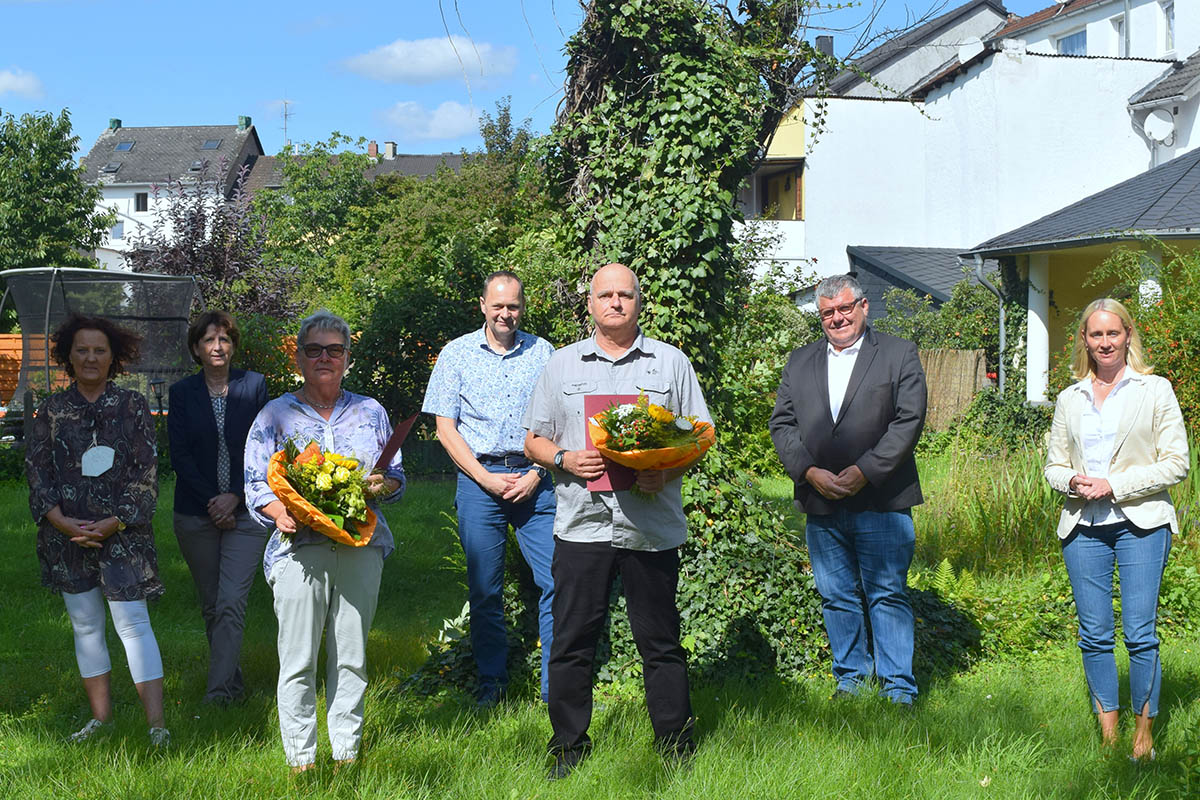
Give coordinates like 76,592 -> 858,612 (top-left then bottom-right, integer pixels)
109,118 -> 122,131
238,115 -> 252,131
368,140 -> 378,158
815,36 -> 834,58
384,141 -> 397,160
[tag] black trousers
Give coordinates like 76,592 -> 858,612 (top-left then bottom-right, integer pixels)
547,537 -> 694,756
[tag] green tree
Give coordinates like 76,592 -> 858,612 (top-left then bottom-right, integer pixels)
546,0 -> 839,385
0,109 -> 114,270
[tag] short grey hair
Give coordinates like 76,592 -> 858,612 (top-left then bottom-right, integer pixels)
815,274 -> 864,301
589,263 -> 642,301
298,309 -> 351,347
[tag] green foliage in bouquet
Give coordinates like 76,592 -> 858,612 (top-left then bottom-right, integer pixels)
282,439 -> 369,536
595,394 -> 701,451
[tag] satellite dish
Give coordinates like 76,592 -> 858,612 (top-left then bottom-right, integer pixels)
958,36 -> 985,64
1143,109 -> 1176,143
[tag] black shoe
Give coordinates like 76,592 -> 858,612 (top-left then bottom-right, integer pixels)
475,684 -> 505,710
547,748 -> 588,780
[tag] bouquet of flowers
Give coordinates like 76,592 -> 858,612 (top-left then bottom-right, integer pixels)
266,439 -> 377,547
587,393 -> 714,472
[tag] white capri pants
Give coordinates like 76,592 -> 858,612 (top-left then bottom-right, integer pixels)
62,588 -> 164,683
268,543 -> 383,767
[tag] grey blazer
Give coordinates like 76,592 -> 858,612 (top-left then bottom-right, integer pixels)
770,326 -> 927,515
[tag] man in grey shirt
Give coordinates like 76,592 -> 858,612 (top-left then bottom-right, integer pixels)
524,262 -> 711,779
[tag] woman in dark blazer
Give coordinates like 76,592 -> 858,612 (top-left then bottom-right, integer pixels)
168,311 -> 269,705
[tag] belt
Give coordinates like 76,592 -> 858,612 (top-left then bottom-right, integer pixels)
477,453 -> 531,468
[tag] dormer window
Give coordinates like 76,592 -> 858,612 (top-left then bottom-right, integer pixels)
101,162 -> 121,174
200,138 -> 222,150
114,140 -> 135,152
189,160 -> 205,172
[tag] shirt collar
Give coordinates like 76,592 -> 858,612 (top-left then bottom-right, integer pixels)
473,326 -> 527,356
581,328 -> 649,362
826,334 -> 864,358
1074,369 -> 1140,400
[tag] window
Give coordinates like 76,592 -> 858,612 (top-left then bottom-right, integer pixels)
100,161 -> 121,174
200,138 -> 222,150
1163,1 -> 1175,52
110,222 -> 124,240
1112,16 -> 1125,57
114,140 -> 135,152
188,160 -> 205,172
1057,29 -> 1087,56
134,192 -> 148,212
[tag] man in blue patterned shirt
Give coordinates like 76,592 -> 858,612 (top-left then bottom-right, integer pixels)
422,270 -> 557,706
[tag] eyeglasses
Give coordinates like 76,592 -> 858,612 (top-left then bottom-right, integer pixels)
300,343 -> 347,359
818,297 -> 864,321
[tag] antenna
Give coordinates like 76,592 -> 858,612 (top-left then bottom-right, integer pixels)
281,96 -> 293,148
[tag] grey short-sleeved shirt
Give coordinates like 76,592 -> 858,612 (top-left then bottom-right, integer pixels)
522,330 -> 711,551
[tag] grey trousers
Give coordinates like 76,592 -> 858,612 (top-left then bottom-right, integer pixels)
267,543 -> 384,767
174,510 -> 269,703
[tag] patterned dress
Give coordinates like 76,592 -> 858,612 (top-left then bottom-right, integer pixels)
26,382 -> 163,601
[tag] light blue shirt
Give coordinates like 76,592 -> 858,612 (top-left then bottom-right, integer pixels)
244,391 -> 406,579
422,327 -> 555,456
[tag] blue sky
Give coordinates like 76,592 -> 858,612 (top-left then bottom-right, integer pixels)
0,0 -> 1047,157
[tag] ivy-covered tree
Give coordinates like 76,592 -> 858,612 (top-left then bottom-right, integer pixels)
546,0 -> 840,384
0,109 -> 114,270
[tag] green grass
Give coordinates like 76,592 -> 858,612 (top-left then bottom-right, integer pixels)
2,477 -> 1199,798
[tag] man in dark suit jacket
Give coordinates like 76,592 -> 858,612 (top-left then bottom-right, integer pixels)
769,274 -> 927,706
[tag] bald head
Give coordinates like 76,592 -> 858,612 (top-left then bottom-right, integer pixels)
588,262 -> 641,343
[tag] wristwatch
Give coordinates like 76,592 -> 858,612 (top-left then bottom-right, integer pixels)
113,517 -> 126,533
532,465 -> 549,480
553,449 -> 567,470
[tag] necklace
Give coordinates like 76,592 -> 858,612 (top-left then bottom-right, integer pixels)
206,382 -> 228,398
303,387 -> 342,410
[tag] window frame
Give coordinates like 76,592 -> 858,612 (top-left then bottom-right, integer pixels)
1056,28 -> 1088,56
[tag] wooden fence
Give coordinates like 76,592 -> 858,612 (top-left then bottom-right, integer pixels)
918,347 -> 988,431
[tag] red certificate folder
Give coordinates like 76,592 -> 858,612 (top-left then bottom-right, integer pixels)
584,394 -> 638,492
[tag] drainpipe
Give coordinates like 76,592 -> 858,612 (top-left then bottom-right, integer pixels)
1124,0 -> 1132,57
961,255 -> 1005,393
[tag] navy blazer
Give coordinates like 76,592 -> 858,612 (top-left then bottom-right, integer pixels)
168,369 -> 268,516
769,326 -> 927,515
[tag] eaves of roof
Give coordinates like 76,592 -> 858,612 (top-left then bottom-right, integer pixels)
962,228 -> 1200,258
986,0 -> 1107,43
828,0 -> 1009,93
1129,47 -> 1200,107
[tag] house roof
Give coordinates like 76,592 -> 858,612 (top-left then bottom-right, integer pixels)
966,145 -> 1200,256
986,0 -> 1107,42
367,153 -> 464,180
846,245 -> 990,302
242,152 -> 466,195
827,0 -> 1009,95
80,123 -> 264,193
1129,47 -> 1200,106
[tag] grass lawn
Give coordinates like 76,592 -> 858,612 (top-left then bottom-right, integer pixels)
1,477 -> 1198,798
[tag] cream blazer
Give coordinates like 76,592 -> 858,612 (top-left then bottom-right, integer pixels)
1044,372 -> 1189,539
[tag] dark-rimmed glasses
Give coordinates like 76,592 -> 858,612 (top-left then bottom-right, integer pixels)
300,343 -> 347,359
818,297 -> 864,321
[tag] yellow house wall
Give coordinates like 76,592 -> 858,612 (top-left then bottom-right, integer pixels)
1044,240 -> 1200,357
766,107 -> 805,158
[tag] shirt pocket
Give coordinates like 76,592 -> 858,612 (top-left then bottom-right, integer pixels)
635,379 -> 674,410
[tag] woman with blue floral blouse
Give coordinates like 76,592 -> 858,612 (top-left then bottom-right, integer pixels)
244,309 -> 405,772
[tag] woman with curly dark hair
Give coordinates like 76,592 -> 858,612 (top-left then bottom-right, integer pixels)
25,314 -> 168,746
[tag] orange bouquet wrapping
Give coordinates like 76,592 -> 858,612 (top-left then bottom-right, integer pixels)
266,442 -> 377,547
587,394 -> 714,472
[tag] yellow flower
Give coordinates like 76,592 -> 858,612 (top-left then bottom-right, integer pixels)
315,472 -> 333,491
648,404 -> 675,424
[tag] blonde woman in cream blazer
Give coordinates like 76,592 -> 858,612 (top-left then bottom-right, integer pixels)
1044,298 -> 1188,763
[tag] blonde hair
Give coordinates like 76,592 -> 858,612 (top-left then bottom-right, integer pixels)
1070,298 -> 1152,380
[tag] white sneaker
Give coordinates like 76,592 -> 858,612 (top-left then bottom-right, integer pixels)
148,727 -> 170,748
69,718 -> 111,742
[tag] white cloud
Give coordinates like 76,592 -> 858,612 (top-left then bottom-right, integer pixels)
381,100 -> 478,141
346,35 -> 517,84
0,67 -> 43,98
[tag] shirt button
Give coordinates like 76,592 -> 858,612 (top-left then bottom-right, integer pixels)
330,545 -> 337,551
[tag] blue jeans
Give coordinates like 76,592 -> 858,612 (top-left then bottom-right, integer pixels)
1061,522 -> 1171,717
455,464 -> 556,700
806,509 -> 917,702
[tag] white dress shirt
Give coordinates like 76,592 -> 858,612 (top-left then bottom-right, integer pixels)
1077,374 -> 1132,526
827,336 -> 863,422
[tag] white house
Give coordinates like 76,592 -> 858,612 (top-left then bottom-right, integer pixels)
739,0 -> 1200,322
80,117 -> 264,270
